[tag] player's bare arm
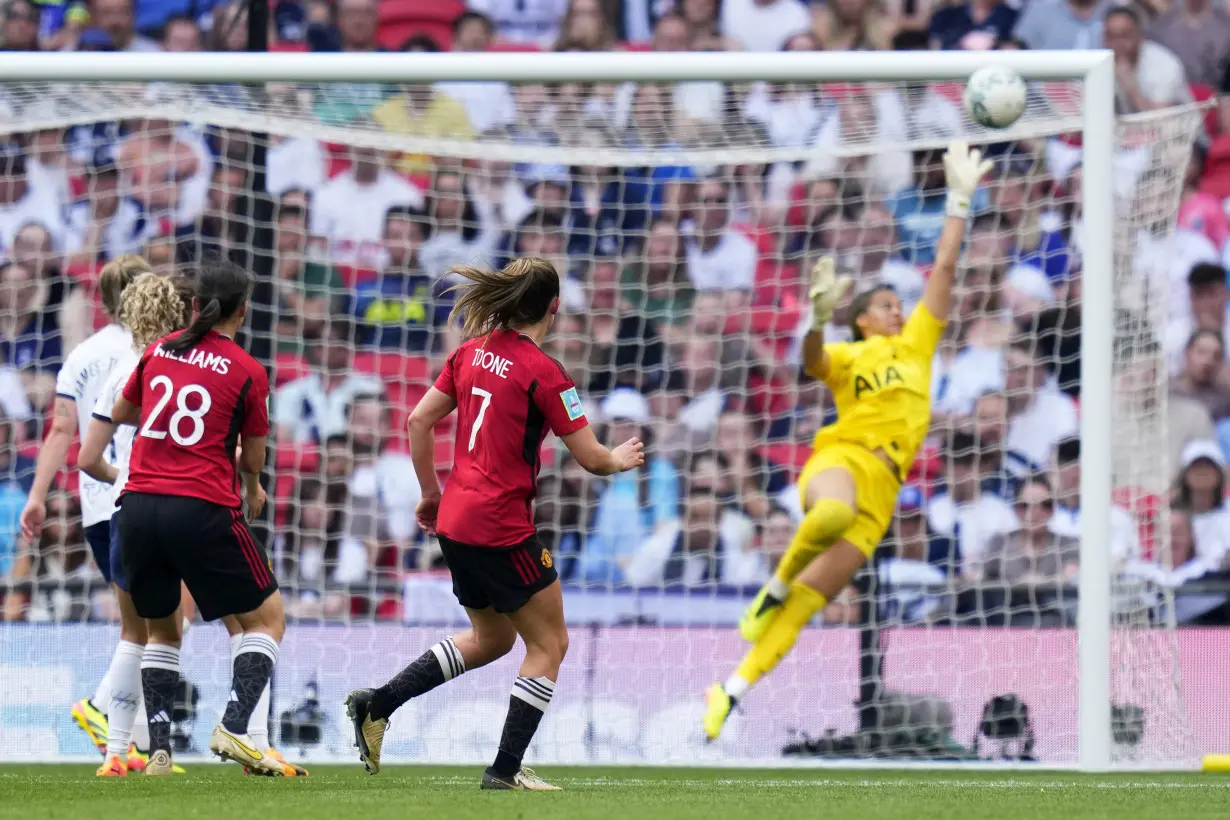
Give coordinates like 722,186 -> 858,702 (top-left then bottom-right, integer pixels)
20,396 -> 78,538
109,395 -> 141,426
801,256 -> 852,381
560,426 -> 644,476
924,140 -> 995,320
238,435 -> 267,519
407,386 -> 458,533
77,417 -> 119,485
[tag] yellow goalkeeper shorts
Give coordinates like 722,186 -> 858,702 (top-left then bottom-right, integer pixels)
798,442 -> 901,558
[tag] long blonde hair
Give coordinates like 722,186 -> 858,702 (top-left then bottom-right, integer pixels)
448,257 -> 561,339
119,272 -> 191,349
98,254 -> 153,320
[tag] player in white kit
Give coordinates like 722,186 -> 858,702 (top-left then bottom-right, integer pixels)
19,255 -> 152,764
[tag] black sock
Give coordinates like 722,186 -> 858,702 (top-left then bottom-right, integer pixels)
491,676 -> 555,777
371,638 -> 465,720
141,645 -> 180,755
221,633 -> 278,734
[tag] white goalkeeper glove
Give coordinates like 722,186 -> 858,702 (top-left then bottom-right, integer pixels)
808,256 -> 853,331
943,139 -> 995,219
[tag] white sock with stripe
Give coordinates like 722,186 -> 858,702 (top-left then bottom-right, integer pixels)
511,676 -> 555,712
104,641 -> 144,758
430,638 -> 466,682
493,676 -> 556,776
232,633 -> 271,751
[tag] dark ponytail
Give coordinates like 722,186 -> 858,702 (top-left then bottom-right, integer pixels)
162,258 -> 253,354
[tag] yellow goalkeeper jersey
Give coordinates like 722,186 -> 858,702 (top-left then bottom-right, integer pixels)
811,302 -> 946,476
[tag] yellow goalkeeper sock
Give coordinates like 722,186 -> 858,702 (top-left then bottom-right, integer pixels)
725,583 -> 828,699
773,498 -> 855,584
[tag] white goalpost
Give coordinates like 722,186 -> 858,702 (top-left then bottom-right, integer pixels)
0,50 -> 1206,771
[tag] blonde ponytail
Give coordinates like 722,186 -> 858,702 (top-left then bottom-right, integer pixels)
447,257 -> 560,339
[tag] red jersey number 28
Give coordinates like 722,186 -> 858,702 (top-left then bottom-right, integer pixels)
468,386 -> 492,452
139,374 -> 213,446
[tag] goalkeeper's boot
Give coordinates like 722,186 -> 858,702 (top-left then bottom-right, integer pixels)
143,750 -> 175,776
95,754 -> 127,777
738,583 -> 788,642
480,767 -> 561,791
128,744 -> 185,774
245,747 -> 308,777
702,682 -> 734,742
71,698 -> 109,755
209,726 -> 284,776
345,689 -> 387,775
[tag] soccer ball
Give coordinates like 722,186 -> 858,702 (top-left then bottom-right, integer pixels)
963,65 -> 1028,130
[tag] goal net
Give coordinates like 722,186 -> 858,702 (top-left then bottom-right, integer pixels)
0,67 -> 1210,768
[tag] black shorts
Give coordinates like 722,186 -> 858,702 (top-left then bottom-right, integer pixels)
437,534 -> 557,614
117,492 -> 278,622
84,521 -> 112,584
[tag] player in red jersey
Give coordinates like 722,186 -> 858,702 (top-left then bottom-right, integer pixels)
346,257 -> 644,791
109,259 -> 286,777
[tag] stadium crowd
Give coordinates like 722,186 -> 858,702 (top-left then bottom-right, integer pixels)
0,0 -> 1229,626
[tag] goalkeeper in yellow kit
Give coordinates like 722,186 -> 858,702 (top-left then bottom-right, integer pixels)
703,141 -> 993,740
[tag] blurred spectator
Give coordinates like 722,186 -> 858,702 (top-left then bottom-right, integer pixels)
929,0 -> 1018,50
1012,0 -> 1109,50
554,0 -> 616,51
82,0 -> 160,51
0,260 -> 61,409
927,432 -> 1016,578
754,505 -> 795,574
0,143 -> 67,256
206,1 -> 247,52
1173,439 -> 1230,569
10,222 -> 88,359
343,394 -> 421,553
419,169 -> 500,278
117,106 -> 211,233
273,201 -> 341,348
0,411 -> 28,579
65,153 -> 150,267
310,145 -> 425,268
504,207 -> 571,285
267,140 -> 328,199
1,0 -> 40,51
1104,6 -> 1192,114
331,0 -> 379,52
685,177 -> 757,296
623,454 -> 760,587
1002,339 -> 1079,476
353,206 -> 452,353
846,205 -> 924,311
682,0 -> 724,42
622,216 -> 695,336
980,476 -> 1079,626
714,409 -> 787,520
811,0 -> 894,51
467,0 -> 568,47
722,0 -> 810,51
274,320 -> 384,444
3,491 -> 87,622
1171,328 -> 1230,422
1178,146 -> 1229,254
1048,437 -> 1142,564
162,14 -> 202,52
437,11 -> 516,133
612,14 -> 726,129
583,258 -> 665,393
1149,0 -> 1230,89
1168,263 -> 1230,373
577,389 -> 679,584
1125,504 -> 1226,624
371,80 -> 474,177
535,453 -> 600,578
879,485 -> 957,623
996,161 -> 1070,287
308,0 -> 387,122
277,476 -> 354,620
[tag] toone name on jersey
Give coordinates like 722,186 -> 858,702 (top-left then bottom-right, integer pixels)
154,343 -> 231,375
472,347 -> 514,379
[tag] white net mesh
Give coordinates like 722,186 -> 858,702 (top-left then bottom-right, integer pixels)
0,75 -> 1211,768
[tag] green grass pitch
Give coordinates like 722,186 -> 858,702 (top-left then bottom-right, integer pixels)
2,765 -> 1228,819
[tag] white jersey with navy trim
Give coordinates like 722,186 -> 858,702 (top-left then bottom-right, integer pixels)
53,324 -> 134,526
91,359 -> 138,510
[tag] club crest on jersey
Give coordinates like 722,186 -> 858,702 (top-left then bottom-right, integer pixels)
560,387 -> 584,421
541,548 -> 553,569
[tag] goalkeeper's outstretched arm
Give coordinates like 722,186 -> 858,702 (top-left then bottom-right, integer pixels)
801,257 -> 851,381
924,141 -> 994,321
